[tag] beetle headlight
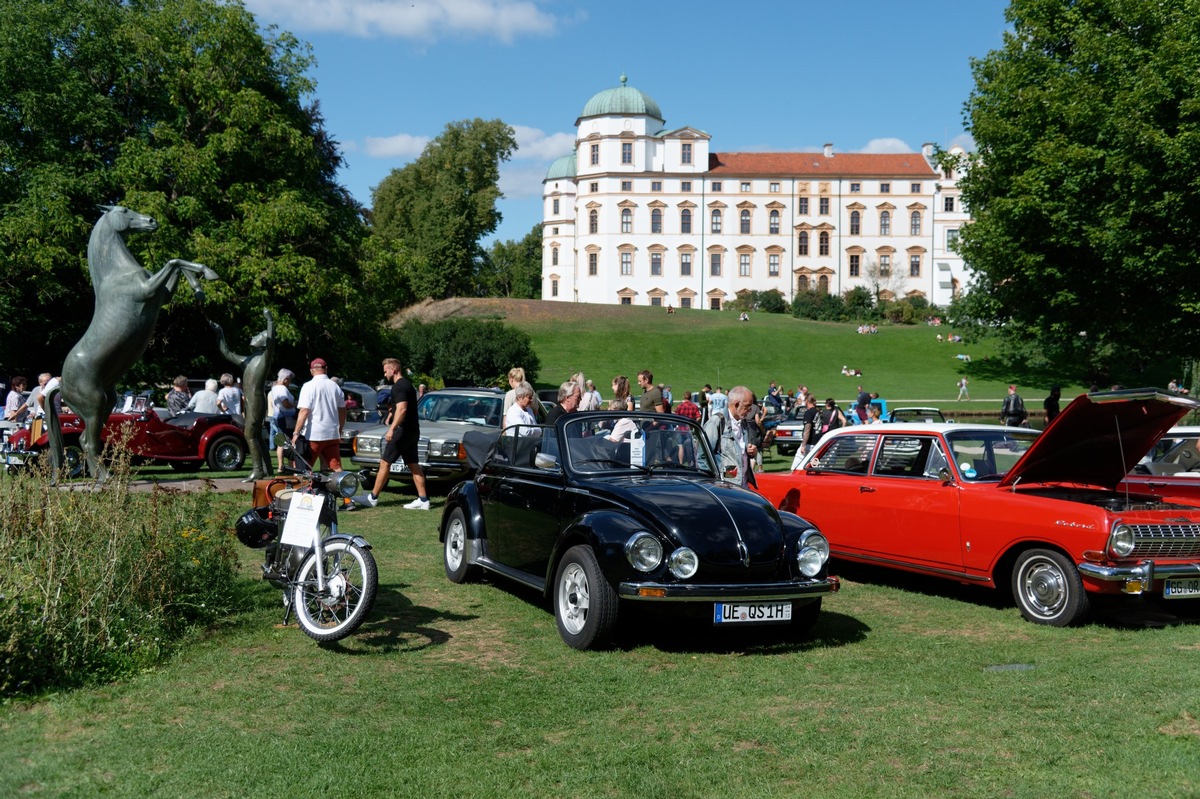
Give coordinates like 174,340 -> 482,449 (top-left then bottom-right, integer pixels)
330,470 -> 361,499
797,529 -> 829,578
1108,523 -> 1135,558
668,547 -> 699,579
625,532 -> 663,572
799,529 -> 829,559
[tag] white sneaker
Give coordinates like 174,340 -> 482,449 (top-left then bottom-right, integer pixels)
353,492 -> 378,508
403,498 -> 431,511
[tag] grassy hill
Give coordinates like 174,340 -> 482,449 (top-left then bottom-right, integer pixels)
397,299 -> 1093,409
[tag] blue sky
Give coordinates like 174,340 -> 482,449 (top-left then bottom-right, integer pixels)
242,0 -> 1012,243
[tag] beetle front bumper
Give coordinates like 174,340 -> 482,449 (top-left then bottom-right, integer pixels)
618,575 -> 840,602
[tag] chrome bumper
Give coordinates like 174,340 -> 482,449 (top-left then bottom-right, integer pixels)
619,575 -> 840,602
1077,560 -> 1200,583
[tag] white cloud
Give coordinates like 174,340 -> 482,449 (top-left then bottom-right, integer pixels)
858,137 -> 914,154
244,0 -> 560,43
499,161 -> 551,199
947,133 -> 976,153
511,125 -> 575,161
363,133 -> 431,159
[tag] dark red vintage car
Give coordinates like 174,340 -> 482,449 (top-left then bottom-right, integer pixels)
754,388 -> 1200,626
5,400 -> 246,475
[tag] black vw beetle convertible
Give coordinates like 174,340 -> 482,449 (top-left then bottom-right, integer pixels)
439,411 -> 840,649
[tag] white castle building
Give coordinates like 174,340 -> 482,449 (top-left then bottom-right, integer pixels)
541,76 -> 971,309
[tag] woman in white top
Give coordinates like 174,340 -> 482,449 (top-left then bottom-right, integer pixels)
504,381 -> 539,436
216,373 -> 243,416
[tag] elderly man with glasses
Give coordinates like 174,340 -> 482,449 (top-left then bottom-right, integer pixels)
703,385 -> 758,488
545,380 -> 582,424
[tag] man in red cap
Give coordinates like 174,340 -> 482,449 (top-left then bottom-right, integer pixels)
292,357 -> 346,470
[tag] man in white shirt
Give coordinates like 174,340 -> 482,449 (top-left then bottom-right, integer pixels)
292,358 -> 346,471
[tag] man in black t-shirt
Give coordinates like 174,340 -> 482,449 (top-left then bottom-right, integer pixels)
359,358 -> 431,510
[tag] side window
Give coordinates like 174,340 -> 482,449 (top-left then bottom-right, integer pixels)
873,436 -> 936,478
814,435 -> 875,473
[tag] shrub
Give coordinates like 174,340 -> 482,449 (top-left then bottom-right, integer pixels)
397,318 -> 540,386
843,286 -> 877,319
0,450 -> 241,696
791,290 -> 846,321
730,290 -> 789,315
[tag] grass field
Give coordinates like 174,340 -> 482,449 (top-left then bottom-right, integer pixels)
403,299 -> 1116,410
3,488 -> 1198,798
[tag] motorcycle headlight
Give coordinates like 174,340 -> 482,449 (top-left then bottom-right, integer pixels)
330,470 -> 361,498
668,547 -> 699,579
1108,523 -> 1135,558
625,532 -> 663,572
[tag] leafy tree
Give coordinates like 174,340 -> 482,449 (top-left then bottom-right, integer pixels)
478,223 -> 543,298
373,119 -> 517,300
958,0 -> 1200,384
396,318 -> 539,387
0,0 -> 391,381
843,286 -> 877,319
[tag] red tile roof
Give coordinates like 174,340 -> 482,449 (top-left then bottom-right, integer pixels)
708,152 -> 936,177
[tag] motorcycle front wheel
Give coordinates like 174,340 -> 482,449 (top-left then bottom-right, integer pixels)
292,538 -> 378,642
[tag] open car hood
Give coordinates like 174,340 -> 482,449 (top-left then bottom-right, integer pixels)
999,388 -> 1200,489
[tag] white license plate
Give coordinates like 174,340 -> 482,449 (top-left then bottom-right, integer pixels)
713,601 -> 792,624
389,461 -> 409,474
1163,578 -> 1200,599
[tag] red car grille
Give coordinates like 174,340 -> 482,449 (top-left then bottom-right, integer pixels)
1129,524 -> 1200,559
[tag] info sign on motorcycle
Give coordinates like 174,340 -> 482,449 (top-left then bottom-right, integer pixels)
281,493 -> 323,548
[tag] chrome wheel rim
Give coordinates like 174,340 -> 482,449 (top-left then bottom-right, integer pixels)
557,562 -> 590,635
213,442 -> 242,470
1019,557 -> 1067,619
445,520 -> 465,572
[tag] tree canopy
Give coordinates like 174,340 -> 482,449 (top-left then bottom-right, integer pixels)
478,223 -> 543,299
372,119 -> 517,300
956,0 -> 1200,383
0,0 -> 395,381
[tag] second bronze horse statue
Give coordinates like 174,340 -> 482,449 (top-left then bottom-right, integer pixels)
47,205 -> 218,483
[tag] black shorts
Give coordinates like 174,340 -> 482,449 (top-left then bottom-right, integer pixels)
382,436 -> 419,466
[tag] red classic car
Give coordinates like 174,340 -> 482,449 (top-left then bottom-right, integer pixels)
754,388 -> 1200,626
5,399 -> 247,476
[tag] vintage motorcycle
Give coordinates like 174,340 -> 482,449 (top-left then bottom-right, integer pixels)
235,435 -> 378,642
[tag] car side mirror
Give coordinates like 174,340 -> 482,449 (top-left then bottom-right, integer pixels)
938,467 -> 954,484
534,452 -> 559,471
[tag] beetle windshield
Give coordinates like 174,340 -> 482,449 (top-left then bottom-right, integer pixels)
562,412 -> 717,476
944,429 -> 1039,481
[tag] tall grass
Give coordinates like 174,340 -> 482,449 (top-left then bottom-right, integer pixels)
0,445 -> 242,696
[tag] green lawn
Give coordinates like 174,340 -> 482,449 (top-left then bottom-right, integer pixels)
3,488 -> 1198,798
462,301 -> 1101,409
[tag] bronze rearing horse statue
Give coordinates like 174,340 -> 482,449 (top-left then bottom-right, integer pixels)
48,205 -> 218,483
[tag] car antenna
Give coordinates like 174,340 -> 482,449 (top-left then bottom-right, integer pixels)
1116,416 -> 1130,507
